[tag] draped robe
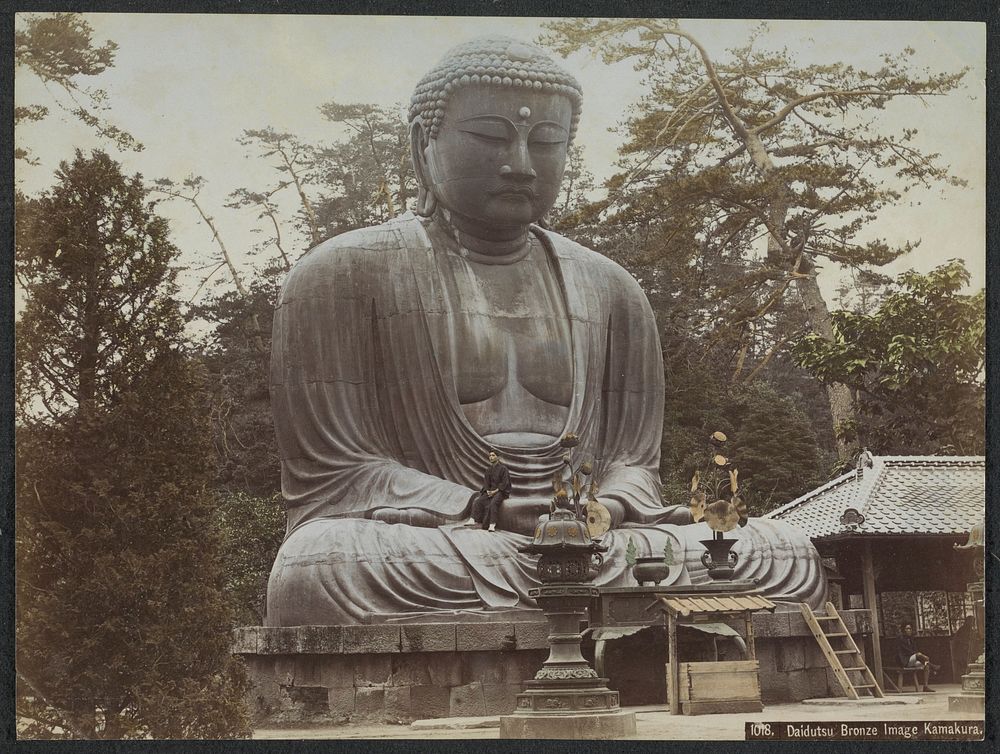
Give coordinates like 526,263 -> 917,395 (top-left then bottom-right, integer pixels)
266,212 -> 825,625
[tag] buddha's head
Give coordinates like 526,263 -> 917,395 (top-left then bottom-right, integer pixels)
408,36 -> 583,237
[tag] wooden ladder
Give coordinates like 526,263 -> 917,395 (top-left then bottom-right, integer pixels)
801,601 -> 884,700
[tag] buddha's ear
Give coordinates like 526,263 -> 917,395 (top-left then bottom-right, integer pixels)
410,121 -> 437,218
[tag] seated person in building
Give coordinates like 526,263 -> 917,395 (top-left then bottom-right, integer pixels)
897,623 -> 940,692
265,36 -> 826,626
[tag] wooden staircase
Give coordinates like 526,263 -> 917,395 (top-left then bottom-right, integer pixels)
801,601 -> 884,699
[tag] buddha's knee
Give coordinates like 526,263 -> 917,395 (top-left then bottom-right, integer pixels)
369,507 -> 453,526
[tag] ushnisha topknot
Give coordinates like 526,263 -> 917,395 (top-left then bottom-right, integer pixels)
408,36 -> 583,142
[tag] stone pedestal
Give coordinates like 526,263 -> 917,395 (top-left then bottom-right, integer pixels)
499,584 -> 636,739
500,706 -> 636,739
230,607 -> 875,725
948,655 -> 985,714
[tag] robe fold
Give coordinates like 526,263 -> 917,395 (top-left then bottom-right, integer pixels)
265,212 -> 825,626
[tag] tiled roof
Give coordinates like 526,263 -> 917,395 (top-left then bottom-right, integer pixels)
764,456 -> 985,539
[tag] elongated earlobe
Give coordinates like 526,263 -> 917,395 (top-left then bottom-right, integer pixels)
410,122 -> 438,218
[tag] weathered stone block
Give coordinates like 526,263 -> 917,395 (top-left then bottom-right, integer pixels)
276,685 -> 295,713
354,686 -> 386,716
786,611 -> 809,637
401,624 -> 457,653
244,657 -> 282,719
232,626 -> 260,654
244,655 -> 278,688
513,621 -> 549,650
274,657 -> 297,686
390,654 -> 432,686
259,627 -> 298,654
425,652 -> 463,687
409,685 -> 451,719
825,668 -> 846,697
450,681 -> 487,717
327,687 -> 355,720
500,709 -> 636,739
383,686 -> 412,721
752,611 -> 790,638
456,623 -> 517,652
503,650 -> 546,686
483,683 -> 520,715
353,654 -> 392,687
803,639 -> 827,668
806,667 -> 829,698
294,656 -> 324,687
758,666 -> 787,703
318,654 -> 356,688
286,685 -> 328,714
343,624 -> 401,654
297,625 -> 343,654
462,651 -> 507,685
784,669 -> 811,700
777,641 -> 806,672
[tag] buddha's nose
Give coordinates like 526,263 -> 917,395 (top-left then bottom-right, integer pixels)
500,140 -> 536,181
499,164 -> 536,179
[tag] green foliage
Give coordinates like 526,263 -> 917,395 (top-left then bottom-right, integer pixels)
16,151 -> 251,738
311,101 -> 415,237
189,279 -> 281,497
793,260 -> 985,455
625,537 -> 638,567
541,19 -> 969,460
550,144 -> 596,227
662,539 -> 674,566
238,127 -> 324,250
15,13 -> 141,160
16,150 -> 181,418
217,492 -> 286,625
662,377 -> 830,516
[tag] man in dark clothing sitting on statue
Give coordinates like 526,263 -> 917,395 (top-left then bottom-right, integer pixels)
467,450 -> 512,532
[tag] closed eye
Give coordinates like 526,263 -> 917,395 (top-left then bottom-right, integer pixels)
463,130 -> 509,144
529,137 -> 567,147
529,123 -> 568,147
458,122 -> 511,143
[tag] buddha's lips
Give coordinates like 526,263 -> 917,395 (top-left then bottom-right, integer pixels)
490,185 -> 536,199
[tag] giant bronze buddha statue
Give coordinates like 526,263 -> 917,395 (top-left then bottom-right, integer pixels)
266,37 -> 824,626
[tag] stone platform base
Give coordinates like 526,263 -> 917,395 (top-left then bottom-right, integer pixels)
232,608 -> 874,725
948,694 -> 985,714
499,709 -> 636,739
948,662 -> 985,714
234,620 -> 550,725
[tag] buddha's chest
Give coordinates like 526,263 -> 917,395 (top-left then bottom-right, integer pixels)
433,251 -> 573,408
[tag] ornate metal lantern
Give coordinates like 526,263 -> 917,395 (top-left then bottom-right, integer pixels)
500,508 -> 635,737
524,508 -> 607,583
949,518 -> 985,713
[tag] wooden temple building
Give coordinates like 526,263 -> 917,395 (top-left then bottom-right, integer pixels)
765,455 -> 985,689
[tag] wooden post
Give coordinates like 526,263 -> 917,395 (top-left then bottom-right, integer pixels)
745,611 -> 756,660
668,612 -> 679,715
861,541 -> 884,688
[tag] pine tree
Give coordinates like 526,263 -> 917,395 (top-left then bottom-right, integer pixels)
541,19 -> 969,461
15,13 -> 141,162
15,150 -> 251,738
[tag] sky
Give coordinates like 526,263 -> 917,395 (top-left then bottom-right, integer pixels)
14,15 -> 986,306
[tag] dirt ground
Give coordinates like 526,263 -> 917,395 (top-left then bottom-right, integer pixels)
254,684 -> 986,741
